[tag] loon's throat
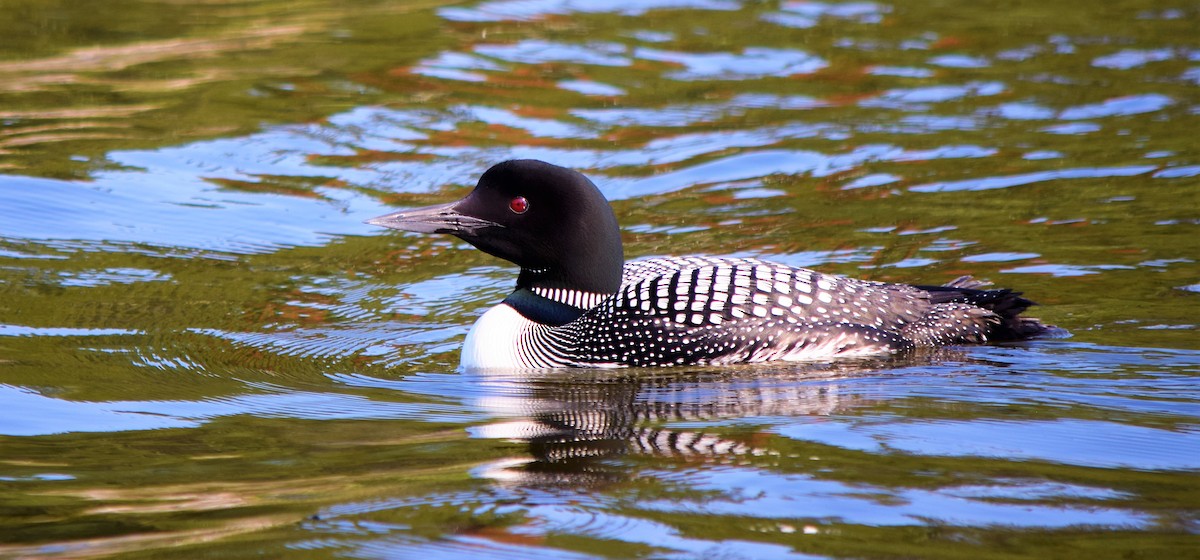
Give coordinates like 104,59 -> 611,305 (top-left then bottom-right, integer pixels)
503,287 -> 608,326
515,241 -> 624,297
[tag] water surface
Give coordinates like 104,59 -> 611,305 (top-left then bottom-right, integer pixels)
1,0 -> 1198,557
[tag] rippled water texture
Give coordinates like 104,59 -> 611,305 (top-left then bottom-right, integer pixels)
1,0 -> 1198,558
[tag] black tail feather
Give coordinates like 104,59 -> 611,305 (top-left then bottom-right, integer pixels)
913,276 -> 1056,342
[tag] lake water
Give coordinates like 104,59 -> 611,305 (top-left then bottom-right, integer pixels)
1,0 -> 1198,558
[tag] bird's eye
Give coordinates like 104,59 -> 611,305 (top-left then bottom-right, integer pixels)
509,196 -> 529,214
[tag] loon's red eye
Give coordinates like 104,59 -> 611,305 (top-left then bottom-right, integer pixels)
509,196 -> 529,214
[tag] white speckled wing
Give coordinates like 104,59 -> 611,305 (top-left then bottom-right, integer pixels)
557,257 -> 999,366
619,256 -> 930,327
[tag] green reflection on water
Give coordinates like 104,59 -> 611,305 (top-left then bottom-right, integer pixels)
1,0 -> 1198,558
0,0 -> 455,178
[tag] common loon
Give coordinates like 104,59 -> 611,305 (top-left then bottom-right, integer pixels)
367,159 -> 1052,369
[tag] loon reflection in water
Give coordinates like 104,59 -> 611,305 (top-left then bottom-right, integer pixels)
368,160 -> 1055,369
464,354 -> 961,486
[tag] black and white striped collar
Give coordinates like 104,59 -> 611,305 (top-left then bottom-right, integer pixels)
504,287 -> 610,327
529,286 -> 609,310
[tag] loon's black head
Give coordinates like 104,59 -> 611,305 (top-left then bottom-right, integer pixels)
367,160 -> 625,294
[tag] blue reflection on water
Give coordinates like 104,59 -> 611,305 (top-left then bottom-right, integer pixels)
439,0 -> 741,22
0,383 -> 478,437
642,466 -> 1152,527
778,418 -> 1200,470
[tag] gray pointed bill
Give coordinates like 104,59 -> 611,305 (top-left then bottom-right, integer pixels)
366,201 -> 500,236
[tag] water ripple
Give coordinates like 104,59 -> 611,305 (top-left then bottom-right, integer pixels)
645,466 -> 1154,528
438,0 -> 740,22
779,418 -> 1199,471
634,47 -> 828,80
909,165 -> 1157,193
475,40 -> 632,67
0,382 -> 473,437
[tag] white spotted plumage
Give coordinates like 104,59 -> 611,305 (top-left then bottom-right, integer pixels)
464,256 -> 1006,369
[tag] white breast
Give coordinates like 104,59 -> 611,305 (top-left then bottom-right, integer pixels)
459,303 -> 538,370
